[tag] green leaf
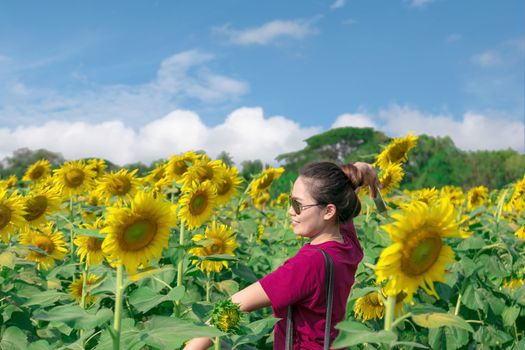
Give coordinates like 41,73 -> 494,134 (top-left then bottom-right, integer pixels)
412,313 -> 474,333
22,290 -> 68,307
332,326 -> 396,348
141,316 -> 225,349
502,305 -> 520,327
73,228 -> 105,238
74,308 -> 113,330
474,325 -> 513,348
231,263 -> 258,283
128,286 -> 167,314
215,280 -> 239,295
95,319 -> 144,350
0,327 -> 28,350
33,305 -> 86,323
429,327 -> 469,350
167,286 -> 185,302
27,340 -> 51,350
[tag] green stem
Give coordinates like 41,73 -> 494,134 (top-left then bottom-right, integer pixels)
214,336 -> 220,350
206,273 -> 212,303
177,223 -> 186,288
454,293 -> 462,316
69,197 -> 75,260
391,312 -> 412,329
383,295 -> 396,331
79,263 -> 89,347
113,264 -> 124,350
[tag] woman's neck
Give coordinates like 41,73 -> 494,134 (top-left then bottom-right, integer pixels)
309,225 -> 343,245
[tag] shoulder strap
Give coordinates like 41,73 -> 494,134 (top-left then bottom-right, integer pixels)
286,248 -> 334,350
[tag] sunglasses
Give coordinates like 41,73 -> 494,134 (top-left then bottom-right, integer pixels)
289,196 -> 323,215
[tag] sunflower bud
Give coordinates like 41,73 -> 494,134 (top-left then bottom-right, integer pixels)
211,299 -> 242,334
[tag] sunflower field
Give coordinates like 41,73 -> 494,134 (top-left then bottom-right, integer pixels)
0,134 -> 524,350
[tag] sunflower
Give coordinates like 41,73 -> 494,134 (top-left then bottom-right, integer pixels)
166,151 -> 201,182
54,160 -> 96,197
145,163 -> 168,185
19,223 -> 68,270
101,191 -> 176,273
181,159 -> 223,189
379,163 -> 404,195
86,158 -> 107,178
375,133 -> 418,170
506,176 -> 525,214
23,159 -> 51,182
353,291 -> 384,321
253,191 -> 270,210
353,290 -> 405,321
375,200 -> 468,303
249,167 -> 285,199
211,299 -> 242,334
4,175 -> 18,189
177,181 -> 217,229
406,188 -> 439,206
467,186 -> 488,211
95,168 -> 141,205
189,221 -> 238,273
23,186 -> 62,227
214,165 -> 243,205
69,274 -> 99,305
0,189 -> 26,242
74,219 -> 106,266
440,186 -> 465,208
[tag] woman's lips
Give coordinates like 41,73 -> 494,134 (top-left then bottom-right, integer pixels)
291,220 -> 299,226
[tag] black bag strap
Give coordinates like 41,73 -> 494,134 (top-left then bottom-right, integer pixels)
285,248 -> 334,350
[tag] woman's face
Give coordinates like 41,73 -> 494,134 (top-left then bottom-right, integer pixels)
289,176 -> 328,238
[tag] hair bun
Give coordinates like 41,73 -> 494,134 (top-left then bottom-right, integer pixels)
340,163 -> 364,190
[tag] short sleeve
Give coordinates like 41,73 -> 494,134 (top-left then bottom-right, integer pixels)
259,249 -> 324,309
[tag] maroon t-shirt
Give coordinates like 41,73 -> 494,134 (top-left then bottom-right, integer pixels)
259,222 -> 363,349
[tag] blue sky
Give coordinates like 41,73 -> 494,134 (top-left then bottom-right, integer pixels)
0,0 -> 523,165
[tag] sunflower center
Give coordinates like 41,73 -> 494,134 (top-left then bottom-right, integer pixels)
0,204 -> 12,229
87,237 -> 103,251
24,196 -> 48,221
172,161 -> 188,176
217,178 -> 232,196
121,219 -> 158,251
34,235 -> 55,254
30,166 -> 45,180
111,176 -> 132,195
207,240 -> 224,255
256,174 -> 274,191
189,192 -> 208,215
65,168 -> 86,188
401,234 -> 442,276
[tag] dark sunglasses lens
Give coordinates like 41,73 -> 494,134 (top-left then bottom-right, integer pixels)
289,197 -> 301,214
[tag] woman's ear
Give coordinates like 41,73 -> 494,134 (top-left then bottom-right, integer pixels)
323,204 -> 337,221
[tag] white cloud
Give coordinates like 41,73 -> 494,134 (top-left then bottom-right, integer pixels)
214,19 -> 318,46
331,113 -> 377,129
406,0 -> 434,8
331,0 -> 346,9
0,50 -> 249,128
472,50 -> 501,67
378,104 -> 524,152
0,107 -> 320,166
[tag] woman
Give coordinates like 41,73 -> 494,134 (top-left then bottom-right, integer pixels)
184,161 -> 379,349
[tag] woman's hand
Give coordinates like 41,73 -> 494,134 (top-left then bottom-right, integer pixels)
353,162 -> 381,198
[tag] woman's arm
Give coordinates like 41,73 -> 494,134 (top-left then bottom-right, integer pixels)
183,282 -> 272,350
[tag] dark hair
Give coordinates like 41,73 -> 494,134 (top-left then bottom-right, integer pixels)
299,161 -> 362,223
